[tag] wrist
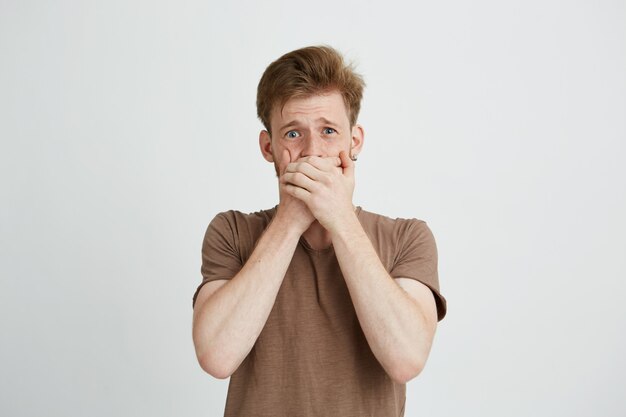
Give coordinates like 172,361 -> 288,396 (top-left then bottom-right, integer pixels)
328,207 -> 361,239
272,209 -> 309,237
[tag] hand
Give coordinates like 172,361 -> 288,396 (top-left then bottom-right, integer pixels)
275,150 -> 316,235
281,151 -> 356,232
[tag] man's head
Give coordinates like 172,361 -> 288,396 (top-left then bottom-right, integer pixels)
256,45 -> 365,134
257,46 -> 366,174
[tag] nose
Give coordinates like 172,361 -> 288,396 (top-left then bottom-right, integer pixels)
301,134 -> 324,158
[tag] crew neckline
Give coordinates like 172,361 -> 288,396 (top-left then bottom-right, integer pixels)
297,206 -> 363,254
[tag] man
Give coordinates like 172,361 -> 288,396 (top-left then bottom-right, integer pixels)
192,45 -> 447,417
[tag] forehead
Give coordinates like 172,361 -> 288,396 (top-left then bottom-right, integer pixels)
271,91 -> 349,127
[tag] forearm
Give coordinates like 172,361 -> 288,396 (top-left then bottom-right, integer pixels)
331,213 -> 435,383
192,216 -> 301,378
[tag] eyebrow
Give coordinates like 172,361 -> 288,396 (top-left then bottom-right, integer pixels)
278,120 -> 301,133
317,117 -> 340,127
278,117 -> 340,133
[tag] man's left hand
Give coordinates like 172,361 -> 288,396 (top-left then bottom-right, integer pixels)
280,151 -> 356,232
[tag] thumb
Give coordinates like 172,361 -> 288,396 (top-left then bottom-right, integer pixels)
339,150 -> 354,177
279,149 -> 291,176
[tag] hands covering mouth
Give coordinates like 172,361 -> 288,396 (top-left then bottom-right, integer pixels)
277,150 -> 356,233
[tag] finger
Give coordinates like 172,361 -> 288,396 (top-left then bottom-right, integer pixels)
296,155 -> 340,167
279,149 -> 291,176
282,171 -> 318,191
339,150 -> 354,177
285,161 -> 326,181
282,183 -> 311,202
297,155 -> 342,172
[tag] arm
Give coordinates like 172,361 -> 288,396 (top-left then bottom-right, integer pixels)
192,150 -> 313,379
330,214 -> 438,384
282,152 -> 439,384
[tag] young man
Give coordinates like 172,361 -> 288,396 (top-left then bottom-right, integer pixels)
192,46 -> 447,417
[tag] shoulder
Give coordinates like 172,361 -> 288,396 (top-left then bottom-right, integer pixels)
359,208 -> 445,320
208,206 -> 277,233
211,206 -> 277,223
355,207 -> 436,266
204,207 -> 277,259
357,207 -> 431,240
356,207 -> 437,266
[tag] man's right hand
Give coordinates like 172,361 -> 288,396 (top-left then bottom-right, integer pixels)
275,149 -> 315,234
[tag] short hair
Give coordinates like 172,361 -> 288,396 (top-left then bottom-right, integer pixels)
256,45 -> 365,134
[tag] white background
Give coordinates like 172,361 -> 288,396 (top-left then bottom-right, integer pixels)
1,0 -> 625,416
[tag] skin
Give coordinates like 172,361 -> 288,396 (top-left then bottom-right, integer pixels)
192,90 -> 438,384
258,90 -> 364,249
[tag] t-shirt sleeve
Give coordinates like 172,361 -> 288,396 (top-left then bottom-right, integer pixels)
389,220 -> 447,321
192,212 -> 243,309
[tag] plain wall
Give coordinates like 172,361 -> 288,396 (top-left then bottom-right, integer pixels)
1,0 -> 625,416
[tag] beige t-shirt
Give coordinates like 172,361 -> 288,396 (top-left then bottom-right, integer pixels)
192,206 -> 447,417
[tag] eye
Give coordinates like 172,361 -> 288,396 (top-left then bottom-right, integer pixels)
285,130 -> 301,139
323,127 -> 337,135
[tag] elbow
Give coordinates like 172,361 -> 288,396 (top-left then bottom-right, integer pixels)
192,323 -> 235,379
197,351 -> 234,380
388,333 -> 436,384
388,358 -> 426,384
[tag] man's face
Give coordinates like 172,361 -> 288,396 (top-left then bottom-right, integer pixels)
259,90 -> 364,175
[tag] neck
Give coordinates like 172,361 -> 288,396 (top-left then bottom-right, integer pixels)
302,221 -> 332,250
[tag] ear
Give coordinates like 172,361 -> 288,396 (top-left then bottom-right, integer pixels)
259,130 -> 274,162
350,124 -> 364,155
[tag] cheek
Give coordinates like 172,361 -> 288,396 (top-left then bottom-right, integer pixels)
271,141 -> 300,162
280,140 -> 304,154
333,135 -> 351,150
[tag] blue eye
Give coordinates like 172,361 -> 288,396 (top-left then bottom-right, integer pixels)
323,127 -> 336,135
286,130 -> 300,139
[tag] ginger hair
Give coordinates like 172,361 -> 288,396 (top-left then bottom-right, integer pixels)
256,45 -> 365,134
